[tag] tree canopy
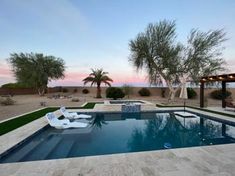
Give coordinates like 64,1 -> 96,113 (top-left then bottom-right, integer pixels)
8,53 -> 65,95
129,20 -> 226,100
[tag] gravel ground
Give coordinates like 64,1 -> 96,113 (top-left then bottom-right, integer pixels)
0,93 -> 222,121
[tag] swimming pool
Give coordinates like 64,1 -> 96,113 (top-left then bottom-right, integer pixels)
1,111 -> 235,163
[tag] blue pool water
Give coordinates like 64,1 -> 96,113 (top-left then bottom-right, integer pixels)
1,111 -> 235,163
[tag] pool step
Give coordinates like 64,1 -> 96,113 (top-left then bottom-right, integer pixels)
21,135 -> 61,161
0,139 -> 43,163
47,139 -> 75,159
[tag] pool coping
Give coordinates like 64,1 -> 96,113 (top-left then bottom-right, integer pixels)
0,143 -> 235,175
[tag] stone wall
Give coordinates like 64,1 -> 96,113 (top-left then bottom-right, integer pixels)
57,86 -> 235,99
0,86 -> 235,99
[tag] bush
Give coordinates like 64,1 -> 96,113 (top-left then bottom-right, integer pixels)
62,88 -> 68,93
210,89 -> 232,100
187,88 -> 197,99
73,88 -> 78,93
82,88 -> 89,94
0,97 -> 15,105
138,88 -> 151,96
161,88 -> 166,98
106,87 -> 125,100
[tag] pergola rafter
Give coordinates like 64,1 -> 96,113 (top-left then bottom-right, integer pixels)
200,73 -> 235,108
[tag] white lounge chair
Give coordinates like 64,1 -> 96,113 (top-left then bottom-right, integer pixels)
60,107 -> 92,120
45,113 -> 88,129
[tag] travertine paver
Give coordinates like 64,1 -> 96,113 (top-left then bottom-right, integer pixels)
0,110 -> 62,154
0,144 -> 235,176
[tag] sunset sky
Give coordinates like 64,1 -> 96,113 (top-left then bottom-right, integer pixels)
0,0 -> 235,87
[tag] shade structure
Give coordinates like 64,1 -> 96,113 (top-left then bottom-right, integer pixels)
180,82 -> 188,99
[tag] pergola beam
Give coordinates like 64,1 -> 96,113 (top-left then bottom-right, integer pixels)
200,73 -> 235,83
199,73 -> 235,109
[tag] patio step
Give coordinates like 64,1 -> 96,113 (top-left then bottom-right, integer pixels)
0,139 -> 42,163
47,139 -> 75,159
21,135 -> 61,161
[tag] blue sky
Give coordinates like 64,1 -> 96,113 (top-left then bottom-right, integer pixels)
0,0 -> 235,86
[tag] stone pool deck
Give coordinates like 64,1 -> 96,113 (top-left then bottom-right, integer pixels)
0,106 -> 235,175
0,144 -> 235,176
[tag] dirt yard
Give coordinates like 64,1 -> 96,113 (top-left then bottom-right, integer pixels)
0,92 -> 224,122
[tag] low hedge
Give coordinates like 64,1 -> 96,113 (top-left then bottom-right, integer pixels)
138,88 -> 151,96
187,88 -> 197,99
210,89 -> 232,100
106,87 -> 125,100
82,88 -> 89,94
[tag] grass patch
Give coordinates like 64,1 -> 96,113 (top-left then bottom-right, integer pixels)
81,102 -> 96,109
68,102 -> 101,109
156,103 -> 235,118
0,107 -> 59,136
0,102 -> 99,136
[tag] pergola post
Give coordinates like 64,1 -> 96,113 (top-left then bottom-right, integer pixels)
200,82 -> 204,108
222,81 -> 226,108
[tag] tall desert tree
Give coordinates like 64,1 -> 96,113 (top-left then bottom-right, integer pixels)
8,53 -> 65,96
129,20 -> 226,100
83,69 -> 113,98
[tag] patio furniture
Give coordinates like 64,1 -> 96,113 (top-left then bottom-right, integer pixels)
45,113 -> 88,129
60,107 -> 92,120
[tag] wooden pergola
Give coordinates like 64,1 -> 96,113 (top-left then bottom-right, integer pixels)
200,73 -> 235,108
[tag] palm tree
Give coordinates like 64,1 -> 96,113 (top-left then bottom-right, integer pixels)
83,69 -> 113,98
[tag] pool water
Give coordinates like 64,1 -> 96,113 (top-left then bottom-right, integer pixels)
1,111 -> 235,163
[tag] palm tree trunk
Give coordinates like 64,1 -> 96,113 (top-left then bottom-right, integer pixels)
96,84 -> 102,98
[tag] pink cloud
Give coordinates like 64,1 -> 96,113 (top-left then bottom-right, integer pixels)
49,71 -> 148,86
112,74 -> 146,85
0,66 -> 148,87
0,64 -> 13,78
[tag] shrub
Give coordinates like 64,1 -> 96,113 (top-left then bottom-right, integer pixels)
138,88 -> 151,96
73,88 -> 78,93
62,88 -> 68,93
161,88 -> 166,98
82,88 -> 89,94
106,87 -> 125,100
210,89 -> 232,100
0,97 -> 15,105
187,88 -> 197,99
